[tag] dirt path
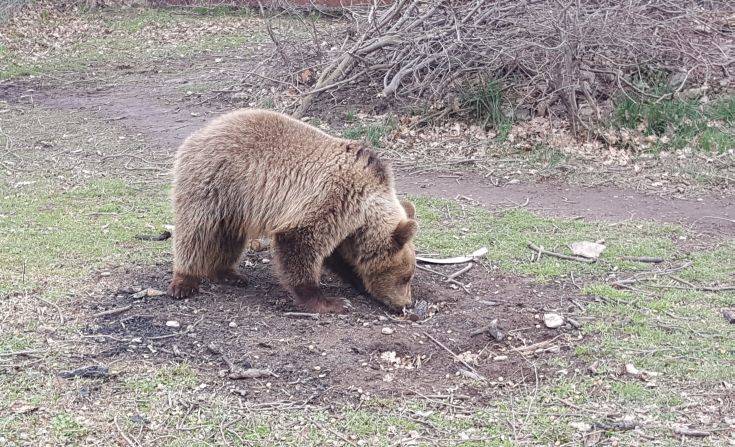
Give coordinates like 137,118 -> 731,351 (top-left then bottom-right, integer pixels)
399,173 -> 735,235
4,80 -> 734,235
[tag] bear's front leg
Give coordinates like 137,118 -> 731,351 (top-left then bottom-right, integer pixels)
273,227 -> 347,314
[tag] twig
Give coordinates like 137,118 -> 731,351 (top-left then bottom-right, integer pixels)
696,216 -> 735,224
446,263 -> 474,280
416,264 -> 471,294
423,332 -> 486,381
0,349 -> 46,357
673,427 -> 710,438
620,256 -> 665,263
282,312 -> 320,319
308,418 -> 357,447
93,305 -> 133,318
510,336 -> 561,354
114,415 -> 140,447
526,242 -> 595,264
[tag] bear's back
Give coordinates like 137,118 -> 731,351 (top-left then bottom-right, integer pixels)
172,109 -> 393,236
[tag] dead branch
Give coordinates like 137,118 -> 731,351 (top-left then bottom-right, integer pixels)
92,305 -> 133,318
673,427 -> 711,438
279,0 -> 732,126
446,263 -> 474,280
527,242 -> 596,264
621,256 -> 665,264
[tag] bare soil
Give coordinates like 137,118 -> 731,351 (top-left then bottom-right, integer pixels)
85,252 -> 577,404
399,173 -> 735,236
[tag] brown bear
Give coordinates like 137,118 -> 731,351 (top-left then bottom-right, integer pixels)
168,109 -> 417,314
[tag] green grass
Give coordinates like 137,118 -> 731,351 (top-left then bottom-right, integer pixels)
412,196 -> 681,280
0,178 -> 171,295
125,363 -> 199,395
413,196 -> 734,392
0,7 -> 275,80
342,117 -> 396,148
460,78 -> 508,130
612,92 -> 735,153
51,413 -> 88,442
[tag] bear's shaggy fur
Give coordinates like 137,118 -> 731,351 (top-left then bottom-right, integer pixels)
168,109 -> 417,313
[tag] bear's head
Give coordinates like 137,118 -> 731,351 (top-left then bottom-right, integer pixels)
359,200 -> 418,310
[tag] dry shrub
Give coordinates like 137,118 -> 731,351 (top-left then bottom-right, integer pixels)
290,0 -> 734,131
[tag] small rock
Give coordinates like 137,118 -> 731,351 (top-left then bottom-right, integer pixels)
378,315 -> 388,322
100,271 -> 111,277
625,363 -> 641,377
381,327 -> 394,335
229,321 -> 237,328
493,355 -> 508,361
166,320 -> 181,328
131,290 -> 147,299
146,288 -> 165,297
543,313 -> 564,329
130,414 -> 149,425
722,309 -> 735,324
569,421 -> 592,432
59,365 -> 109,379
406,300 -> 429,321
569,241 -> 605,259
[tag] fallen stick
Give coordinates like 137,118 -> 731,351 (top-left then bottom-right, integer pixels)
0,349 -> 46,357
423,332 -> 486,381
511,336 -> 561,354
651,284 -> 735,292
526,243 -> 595,264
415,264 -> 471,294
673,427 -> 710,438
93,305 -> 133,318
228,368 -> 278,380
417,247 -> 488,265
283,312 -> 320,319
208,342 -> 278,380
621,256 -> 665,263
446,263 -> 474,280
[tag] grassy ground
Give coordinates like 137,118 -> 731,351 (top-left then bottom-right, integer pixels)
1,4 -> 734,446
1,102 -> 733,446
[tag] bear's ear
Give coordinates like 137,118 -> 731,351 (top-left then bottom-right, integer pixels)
392,219 -> 418,249
400,200 -> 415,219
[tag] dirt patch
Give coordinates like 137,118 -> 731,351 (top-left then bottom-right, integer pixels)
3,77 -> 732,237
84,251 -> 579,404
399,173 -> 735,236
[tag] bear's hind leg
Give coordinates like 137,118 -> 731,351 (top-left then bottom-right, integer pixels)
169,215 -> 247,298
273,228 -> 347,314
169,272 -> 201,299
211,224 -> 248,287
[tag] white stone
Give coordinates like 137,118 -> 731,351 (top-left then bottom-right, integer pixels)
544,313 -> 564,329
